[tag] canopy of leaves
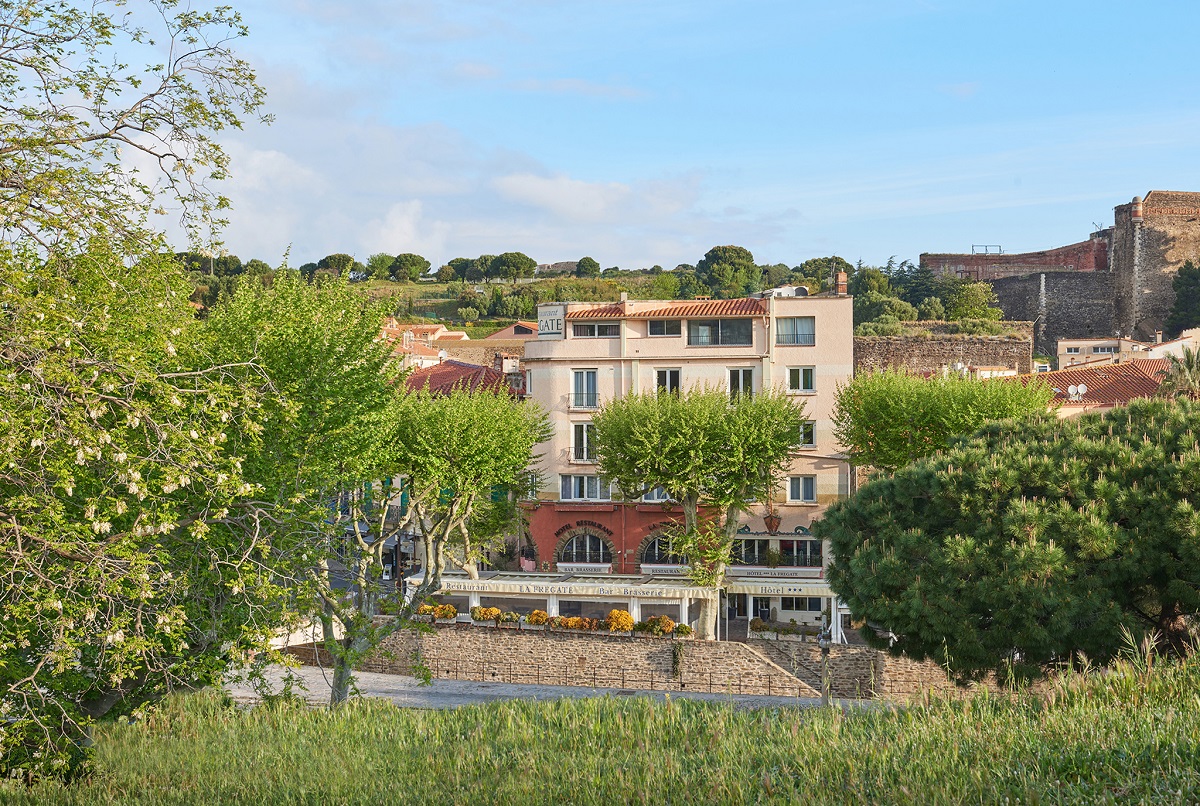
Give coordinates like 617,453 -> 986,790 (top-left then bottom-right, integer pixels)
696,245 -> 758,298
819,398 -> 1200,680
942,280 -> 1003,321
389,253 -> 430,283
1165,260 -> 1200,338
0,244 -> 282,777
1157,346 -> 1200,401
853,291 -> 917,326
0,0 -> 268,250
366,253 -> 394,280
489,251 -> 537,281
576,256 -> 600,278
832,370 -> 1055,472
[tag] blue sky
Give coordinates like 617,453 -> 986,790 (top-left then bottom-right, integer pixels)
209,0 -> 1200,271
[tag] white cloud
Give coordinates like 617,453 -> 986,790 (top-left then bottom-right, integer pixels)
491,173 -> 632,222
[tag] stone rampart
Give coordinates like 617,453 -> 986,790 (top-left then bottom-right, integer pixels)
854,329 -> 1033,375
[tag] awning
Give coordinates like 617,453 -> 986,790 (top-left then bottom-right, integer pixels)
724,579 -> 835,597
409,573 -> 715,599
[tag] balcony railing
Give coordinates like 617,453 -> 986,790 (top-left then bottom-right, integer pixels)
776,333 -> 816,346
571,445 -> 597,462
781,552 -> 823,567
572,392 -> 599,408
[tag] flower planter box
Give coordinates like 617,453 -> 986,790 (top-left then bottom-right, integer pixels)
632,632 -> 672,639
778,633 -> 809,644
672,634 -> 695,641
413,614 -> 434,623
435,617 -> 456,625
520,623 -> 545,632
748,630 -> 778,640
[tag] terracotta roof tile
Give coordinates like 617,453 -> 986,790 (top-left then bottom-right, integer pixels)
1014,358 -> 1168,405
565,299 -> 766,320
404,360 -> 512,396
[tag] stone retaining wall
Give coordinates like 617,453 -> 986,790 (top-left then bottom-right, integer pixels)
288,624 -> 819,698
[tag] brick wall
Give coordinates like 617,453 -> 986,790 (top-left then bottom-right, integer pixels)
288,623 -> 819,698
921,235 -> 1111,281
854,330 -> 1033,375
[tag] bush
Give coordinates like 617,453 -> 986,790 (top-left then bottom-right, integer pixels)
548,615 -> 569,630
432,604 -> 457,620
416,604 -> 437,617
854,319 -> 905,337
470,606 -> 502,623
456,305 -> 480,321
605,609 -> 635,633
673,624 -> 693,637
525,610 -> 549,626
499,611 -> 520,624
634,615 -> 675,636
749,617 -> 769,633
944,318 -> 1006,336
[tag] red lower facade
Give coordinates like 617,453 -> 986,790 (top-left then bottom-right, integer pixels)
523,501 -> 695,574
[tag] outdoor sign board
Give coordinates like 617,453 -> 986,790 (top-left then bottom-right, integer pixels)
537,303 -> 566,340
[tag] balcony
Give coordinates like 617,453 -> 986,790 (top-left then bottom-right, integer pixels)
570,445 -> 597,463
571,392 -> 599,409
776,333 -> 816,346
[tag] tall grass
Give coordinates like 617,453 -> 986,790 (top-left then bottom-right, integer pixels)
8,653 -> 1200,805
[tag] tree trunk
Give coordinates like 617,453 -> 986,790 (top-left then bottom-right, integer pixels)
698,595 -> 718,641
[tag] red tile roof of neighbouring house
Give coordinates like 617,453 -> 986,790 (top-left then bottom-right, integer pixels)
484,321 -> 539,339
404,360 -> 512,396
1014,358 -> 1169,405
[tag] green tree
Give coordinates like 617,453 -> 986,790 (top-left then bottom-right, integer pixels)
457,305 -> 480,321
918,296 -> 946,320
392,388 -> 549,581
0,0 -> 268,250
853,291 -> 917,325
204,272 -> 416,707
446,257 -> 472,281
366,252 -> 395,280
467,254 -> 494,283
831,370 -> 1054,473
576,256 -> 601,278
592,389 -> 803,639
696,245 -> 758,298
848,267 -> 891,297
435,263 -> 458,282
796,256 -> 854,291
1164,260 -> 1200,337
317,253 -> 356,275
244,258 -> 273,275
891,261 -> 940,307
0,245 -> 285,777
489,251 -> 537,282
819,398 -> 1200,680
388,253 -> 430,283
942,280 -> 1003,321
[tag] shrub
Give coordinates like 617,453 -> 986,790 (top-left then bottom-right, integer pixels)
471,606 -> 502,623
673,624 -> 693,637
749,617 -> 769,633
634,615 -> 676,636
499,611 -> 521,624
548,615 -> 569,630
605,609 -> 635,633
416,604 -> 437,616
433,604 -> 457,620
945,318 -> 1005,336
525,610 -> 549,626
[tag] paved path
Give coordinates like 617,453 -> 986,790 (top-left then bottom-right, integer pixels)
225,664 -> 829,711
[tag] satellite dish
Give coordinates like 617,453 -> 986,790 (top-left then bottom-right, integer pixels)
1068,385 -> 1078,396
1077,383 -> 1087,396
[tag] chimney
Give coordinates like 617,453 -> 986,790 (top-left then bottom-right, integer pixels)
835,271 -> 848,296
620,290 -> 631,314
1155,330 -> 1163,344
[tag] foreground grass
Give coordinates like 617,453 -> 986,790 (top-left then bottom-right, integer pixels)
8,655 -> 1200,805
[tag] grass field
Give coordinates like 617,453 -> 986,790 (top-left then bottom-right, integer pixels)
7,652 -> 1200,805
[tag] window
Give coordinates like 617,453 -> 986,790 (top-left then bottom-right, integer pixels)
558,534 -> 612,563
572,322 -> 620,338
656,368 -> 681,395
733,538 -> 769,565
788,366 -> 815,393
572,370 -> 598,408
782,597 -> 824,612
799,420 -> 816,447
572,422 -> 596,462
560,474 -> 611,500
643,486 -> 672,502
1093,345 -> 1118,354
1065,347 -> 1080,355
687,318 -> 753,346
776,316 -> 816,346
780,539 -> 822,567
729,367 -> 753,400
648,320 -> 681,336
789,475 -> 817,503
641,536 -> 685,565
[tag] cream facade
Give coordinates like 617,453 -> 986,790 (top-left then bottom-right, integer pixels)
1057,327 -> 1200,368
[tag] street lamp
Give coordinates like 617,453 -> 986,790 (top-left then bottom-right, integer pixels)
817,622 -> 832,707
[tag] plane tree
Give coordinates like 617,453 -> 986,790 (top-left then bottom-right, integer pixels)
592,388 -> 803,639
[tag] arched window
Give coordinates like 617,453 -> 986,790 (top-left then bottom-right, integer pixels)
641,536 -> 686,565
558,533 -> 612,564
